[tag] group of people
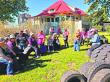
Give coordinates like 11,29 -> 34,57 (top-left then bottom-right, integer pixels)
0,27 -> 69,75
73,28 -> 108,54
0,26 -> 107,75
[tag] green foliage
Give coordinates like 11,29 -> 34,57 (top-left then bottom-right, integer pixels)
85,0 -> 110,25
105,25 -> 110,34
0,0 -> 28,22
94,25 -> 102,31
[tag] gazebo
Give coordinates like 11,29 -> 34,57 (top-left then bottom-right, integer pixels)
33,0 -> 89,34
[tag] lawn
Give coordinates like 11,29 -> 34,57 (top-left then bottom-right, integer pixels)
0,32 -> 109,82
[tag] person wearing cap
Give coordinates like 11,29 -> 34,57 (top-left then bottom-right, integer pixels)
6,34 -> 16,58
0,37 -> 14,75
87,29 -> 101,56
6,34 -> 26,64
23,32 -> 40,58
16,30 -> 28,50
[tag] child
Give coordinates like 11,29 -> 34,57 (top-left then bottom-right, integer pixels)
74,30 -> 80,51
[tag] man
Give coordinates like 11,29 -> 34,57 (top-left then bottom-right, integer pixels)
0,37 -> 13,75
87,29 -> 101,56
16,30 -> 28,50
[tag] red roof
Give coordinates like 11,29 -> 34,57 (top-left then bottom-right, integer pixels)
37,0 -> 86,16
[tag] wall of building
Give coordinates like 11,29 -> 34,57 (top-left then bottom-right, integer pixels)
23,14 -> 89,35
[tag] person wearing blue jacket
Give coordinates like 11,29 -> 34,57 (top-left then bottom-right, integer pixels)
88,29 -> 101,56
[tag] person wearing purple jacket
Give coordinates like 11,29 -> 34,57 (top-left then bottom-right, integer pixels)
23,32 -> 40,58
79,30 -> 85,46
6,34 -> 16,56
6,34 -> 26,65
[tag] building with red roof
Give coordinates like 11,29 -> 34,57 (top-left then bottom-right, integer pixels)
30,0 -> 89,34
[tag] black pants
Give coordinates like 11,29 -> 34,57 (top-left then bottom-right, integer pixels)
64,36 -> 69,48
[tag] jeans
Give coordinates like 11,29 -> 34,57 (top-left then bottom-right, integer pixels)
0,59 -> 13,75
18,43 -> 26,50
48,46 -> 54,52
64,36 -> 69,48
74,40 -> 80,51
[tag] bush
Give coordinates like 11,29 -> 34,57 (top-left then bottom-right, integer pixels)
105,25 -> 110,35
94,25 -> 102,31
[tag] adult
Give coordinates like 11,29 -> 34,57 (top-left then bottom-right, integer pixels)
37,31 -> 47,54
49,27 -> 54,35
80,30 -> 85,46
47,35 -> 54,52
37,31 -> 45,46
23,29 -> 29,39
16,30 -> 28,50
6,34 -> 16,58
0,37 -> 13,75
57,27 -> 62,35
63,29 -> 69,48
52,33 -> 60,51
23,32 -> 40,58
87,29 -> 101,56
7,34 -> 25,63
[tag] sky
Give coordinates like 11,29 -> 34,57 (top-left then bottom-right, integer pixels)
26,0 -> 89,16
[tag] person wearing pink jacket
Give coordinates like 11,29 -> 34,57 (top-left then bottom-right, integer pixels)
37,31 -> 45,45
37,31 -> 47,55
63,29 -> 69,48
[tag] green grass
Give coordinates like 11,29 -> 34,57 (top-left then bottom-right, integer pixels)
0,32 -> 109,82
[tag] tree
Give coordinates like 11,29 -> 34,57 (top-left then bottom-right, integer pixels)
0,0 -> 28,22
85,0 -> 110,25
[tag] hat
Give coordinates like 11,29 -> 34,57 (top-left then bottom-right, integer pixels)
0,37 -> 5,42
10,34 -> 15,39
30,32 -> 34,36
4,37 -> 9,41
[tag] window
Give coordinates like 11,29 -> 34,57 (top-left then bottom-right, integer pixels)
71,16 -> 75,21
55,17 -> 59,22
48,9 -> 55,13
66,16 -> 70,20
47,18 -> 50,22
51,18 -> 54,22
61,17 -> 65,21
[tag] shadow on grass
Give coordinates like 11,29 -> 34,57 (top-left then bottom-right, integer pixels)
81,48 -> 89,51
16,59 -> 51,74
42,51 -> 59,56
